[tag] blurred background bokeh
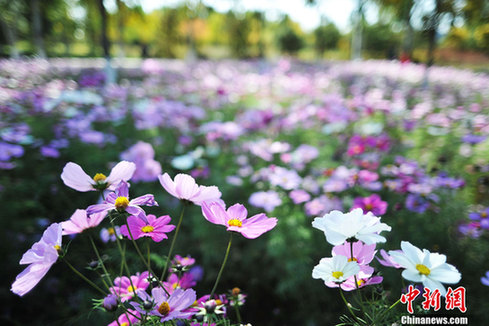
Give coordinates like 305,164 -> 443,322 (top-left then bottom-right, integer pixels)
0,0 -> 488,68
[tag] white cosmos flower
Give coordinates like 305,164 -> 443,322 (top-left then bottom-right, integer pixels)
312,255 -> 360,284
312,208 -> 391,245
389,241 -> 461,296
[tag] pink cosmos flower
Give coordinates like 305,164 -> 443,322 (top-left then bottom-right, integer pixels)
163,273 -> 197,294
202,202 -> 277,239
172,255 -> 196,267
120,214 -> 175,242
61,161 -> 136,192
352,194 -> 388,216
87,181 -> 157,222
110,271 -> 150,302
11,223 -> 62,296
332,241 -> 377,274
376,249 -> 402,268
107,309 -> 140,326
61,209 -> 106,235
158,173 -> 221,205
289,189 -> 311,204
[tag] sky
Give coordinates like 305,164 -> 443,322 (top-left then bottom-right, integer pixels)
137,0 -> 379,32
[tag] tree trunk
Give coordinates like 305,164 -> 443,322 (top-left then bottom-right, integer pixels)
0,16 -> 19,58
351,0 -> 364,60
97,0 -> 110,59
31,0 -> 46,58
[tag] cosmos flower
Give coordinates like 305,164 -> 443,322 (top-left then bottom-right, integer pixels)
138,287 -> 197,322
312,255 -> 360,284
481,271 -> 489,286
289,189 -> 311,204
376,249 -> 402,268
11,223 -> 62,296
312,208 -> 391,245
325,270 -> 383,291
389,241 -> 461,296
248,190 -> 282,212
87,181 -> 157,222
332,241 -> 376,274
110,271 -> 150,302
100,226 -> 121,242
120,214 -> 175,242
61,209 -> 106,235
158,173 -> 221,205
352,194 -> 388,216
61,161 -> 136,192
202,202 -> 277,239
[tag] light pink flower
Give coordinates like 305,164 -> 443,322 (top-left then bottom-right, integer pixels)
61,209 -> 106,235
202,202 -> 277,239
61,161 -> 136,192
11,223 -> 62,296
158,173 -> 221,205
120,214 -> 175,242
110,271 -> 150,302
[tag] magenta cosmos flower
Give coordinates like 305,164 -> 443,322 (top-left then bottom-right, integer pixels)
61,209 -> 106,235
352,194 -> 388,216
11,223 -> 62,296
158,173 -> 221,205
332,241 -> 376,274
110,271 -> 150,302
120,214 -> 175,242
202,202 -> 278,239
61,161 -> 136,192
87,181 -> 157,222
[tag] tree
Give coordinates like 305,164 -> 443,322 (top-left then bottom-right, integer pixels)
277,16 -> 304,55
314,20 -> 341,56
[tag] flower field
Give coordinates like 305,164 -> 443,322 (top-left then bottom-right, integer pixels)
2,58 -> 489,325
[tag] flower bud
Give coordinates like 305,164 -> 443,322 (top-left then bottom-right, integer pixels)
103,294 -> 119,312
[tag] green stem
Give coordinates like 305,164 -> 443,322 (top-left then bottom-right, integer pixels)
339,288 -> 362,325
210,233 -> 233,299
63,258 -> 106,296
234,302 -> 242,324
160,205 -> 185,282
89,235 -> 113,287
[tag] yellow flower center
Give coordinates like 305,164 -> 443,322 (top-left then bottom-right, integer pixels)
107,227 -> 115,235
482,212 -> 488,218
365,203 -> 373,210
115,196 -> 129,211
141,225 -> 155,233
215,299 -> 223,305
126,285 -> 137,293
357,279 -> 366,287
158,301 -> 170,315
416,264 -> 431,276
93,173 -> 107,183
228,219 -> 242,227
54,245 -> 61,252
348,257 -> 357,262
332,271 -> 344,279
121,323 -> 128,326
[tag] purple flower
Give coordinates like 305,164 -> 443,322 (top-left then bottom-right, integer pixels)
108,309 -> 140,326
100,226 -> 121,243
249,191 -> 282,212
120,141 -> 162,182
0,142 -> 24,161
458,222 -> 482,238
87,181 -> 157,222
11,223 -> 62,296
159,173 -> 221,205
138,287 -> 197,322
61,161 -> 136,192
202,202 -> 277,239
103,294 -> 119,311
461,134 -> 486,145
40,146 -> 60,158
289,189 -> 311,204
120,214 -> 175,242
405,194 -> 430,213
352,194 -> 388,216
481,271 -> 489,286
110,271 -> 150,302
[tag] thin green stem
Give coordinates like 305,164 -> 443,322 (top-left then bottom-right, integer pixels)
339,288 -> 363,325
63,258 -> 106,296
234,302 -> 242,324
89,235 -> 113,287
210,233 -> 233,299
160,205 -> 185,282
